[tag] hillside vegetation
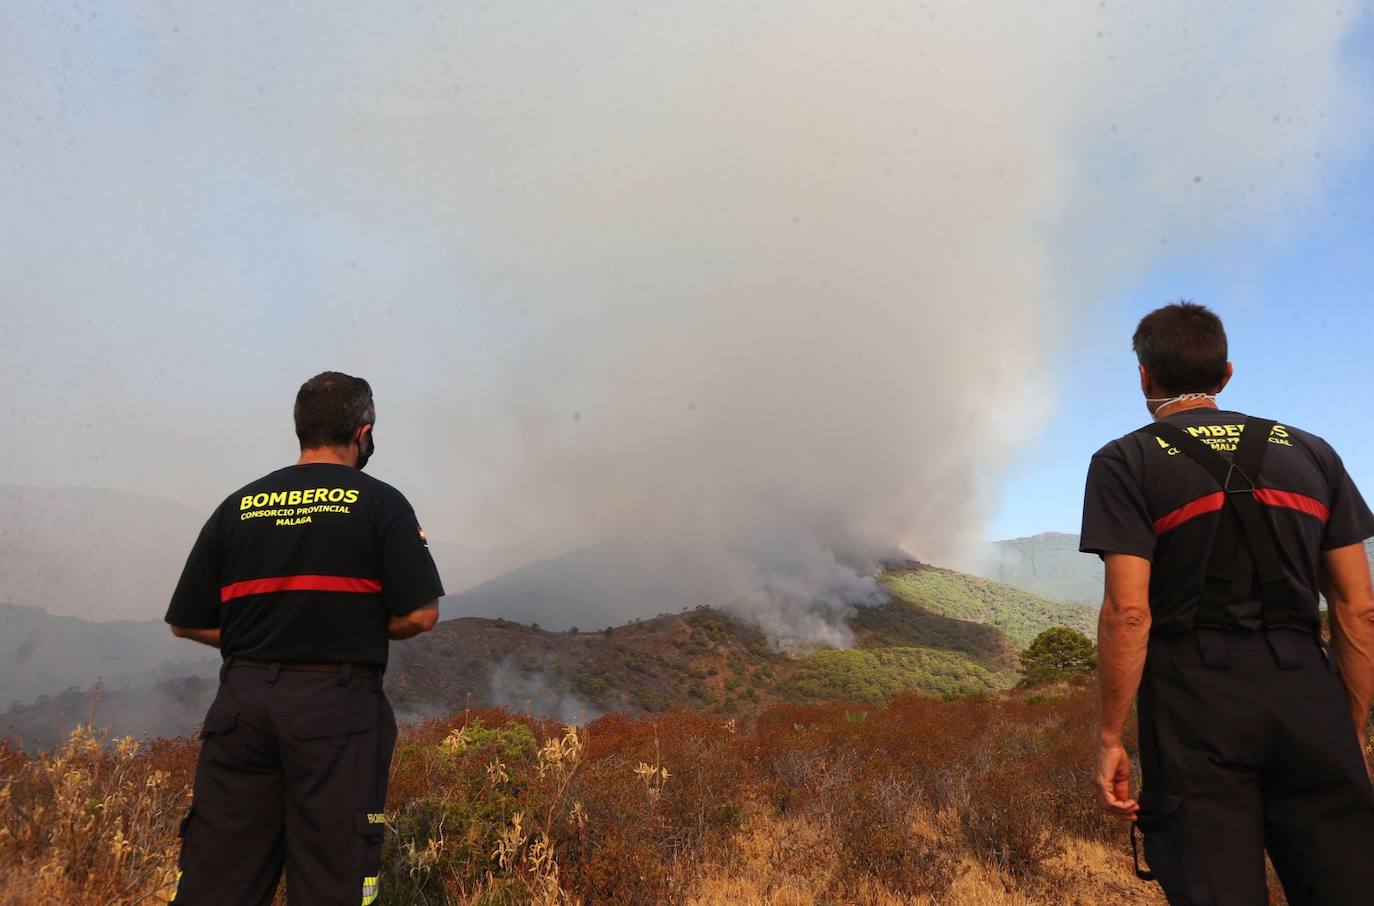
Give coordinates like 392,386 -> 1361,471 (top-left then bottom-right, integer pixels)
791,646 -> 1009,703
881,566 -> 1097,647
389,600 -> 1020,722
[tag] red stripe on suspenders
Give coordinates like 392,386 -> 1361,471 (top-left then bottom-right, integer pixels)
1253,488 -> 1329,522
1154,489 -> 1330,536
220,575 -> 383,603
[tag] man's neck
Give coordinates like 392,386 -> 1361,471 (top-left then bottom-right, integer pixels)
1152,397 -> 1219,420
297,446 -> 355,467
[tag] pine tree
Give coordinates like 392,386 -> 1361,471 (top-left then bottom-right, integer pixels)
1018,626 -> 1097,688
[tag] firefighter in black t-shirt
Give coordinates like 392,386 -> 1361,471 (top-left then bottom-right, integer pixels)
1080,303 -> 1374,905
165,371 -> 445,906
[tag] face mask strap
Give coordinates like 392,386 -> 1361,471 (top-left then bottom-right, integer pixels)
356,425 -> 375,470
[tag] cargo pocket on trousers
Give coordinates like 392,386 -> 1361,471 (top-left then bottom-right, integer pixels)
1136,790 -> 1182,835
200,703 -> 239,739
1133,791 -> 1183,885
356,811 -> 386,905
291,697 -> 379,748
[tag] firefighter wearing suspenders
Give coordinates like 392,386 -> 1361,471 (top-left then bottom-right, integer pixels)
164,373 -> 444,905
1081,303 -> 1374,905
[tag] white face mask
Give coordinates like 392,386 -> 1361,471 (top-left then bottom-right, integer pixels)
1146,392 -> 1216,420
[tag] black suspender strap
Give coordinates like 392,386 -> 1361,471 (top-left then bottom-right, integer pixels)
1141,417 -> 1299,667
1146,421 -> 1244,631
1227,419 -> 1296,633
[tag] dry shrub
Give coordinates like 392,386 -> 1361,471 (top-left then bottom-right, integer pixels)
830,775 -> 960,899
0,726 -> 196,906
560,711 -> 745,903
957,759 -> 1065,885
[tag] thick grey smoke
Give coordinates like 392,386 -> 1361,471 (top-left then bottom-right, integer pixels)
2,3 -> 1368,644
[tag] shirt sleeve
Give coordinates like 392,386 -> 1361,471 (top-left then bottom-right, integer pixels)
377,491 -> 446,617
1320,445 -> 1374,550
165,510 -> 223,629
1080,442 -> 1157,561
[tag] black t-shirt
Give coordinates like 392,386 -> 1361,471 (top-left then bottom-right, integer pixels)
1080,408 -> 1374,635
165,463 -> 445,668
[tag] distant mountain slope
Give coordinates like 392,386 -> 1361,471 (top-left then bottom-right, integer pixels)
979,533 -> 1374,607
975,532 -> 1102,605
425,540 -> 550,602
6,570 -> 1049,747
440,536 -> 725,631
0,603 -> 218,706
881,564 -> 1097,645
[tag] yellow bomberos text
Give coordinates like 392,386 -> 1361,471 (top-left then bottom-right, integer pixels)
238,488 -> 361,525
240,488 -> 360,510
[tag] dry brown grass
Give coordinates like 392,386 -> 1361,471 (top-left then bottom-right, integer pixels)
683,802 -> 1170,906
0,685 -> 1202,905
0,726 -> 197,905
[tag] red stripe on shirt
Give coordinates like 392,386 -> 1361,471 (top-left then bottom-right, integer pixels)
1154,488 -> 1330,536
1254,488 -> 1329,522
1154,492 -> 1225,535
220,575 -> 383,603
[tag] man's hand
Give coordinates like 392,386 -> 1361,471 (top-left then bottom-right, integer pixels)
1096,736 -> 1139,821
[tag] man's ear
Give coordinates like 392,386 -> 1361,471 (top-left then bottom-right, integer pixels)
356,422 -> 373,445
1216,362 -> 1234,394
1139,365 -> 1153,397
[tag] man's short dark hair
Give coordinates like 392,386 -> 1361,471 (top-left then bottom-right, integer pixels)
1132,302 -> 1228,395
294,372 -> 374,449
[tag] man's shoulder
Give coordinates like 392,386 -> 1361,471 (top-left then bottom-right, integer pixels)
1269,419 -> 1332,454
351,471 -> 417,512
1090,426 -> 1153,464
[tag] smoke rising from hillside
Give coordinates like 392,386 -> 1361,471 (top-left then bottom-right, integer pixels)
488,660 -> 604,726
2,3 -> 1369,644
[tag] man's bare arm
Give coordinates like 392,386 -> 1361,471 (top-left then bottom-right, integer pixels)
388,600 -> 439,640
1321,541 -> 1374,746
1095,552 -> 1152,821
170,625 -> 222,648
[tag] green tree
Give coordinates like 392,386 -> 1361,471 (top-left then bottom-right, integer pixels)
1018,626 -> 1097,688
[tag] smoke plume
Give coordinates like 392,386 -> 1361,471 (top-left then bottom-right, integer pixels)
2,3 -> 1368,643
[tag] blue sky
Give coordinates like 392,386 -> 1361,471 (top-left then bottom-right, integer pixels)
989,17 -> 1374,541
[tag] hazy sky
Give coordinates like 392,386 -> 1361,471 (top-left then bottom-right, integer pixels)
3,2 -> 1371,612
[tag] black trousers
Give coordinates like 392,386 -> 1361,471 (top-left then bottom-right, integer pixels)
1136,628 -> 1374,905
171,664 -> 397,906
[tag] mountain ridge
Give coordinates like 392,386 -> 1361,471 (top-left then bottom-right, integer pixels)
3,564 -> 1094,748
